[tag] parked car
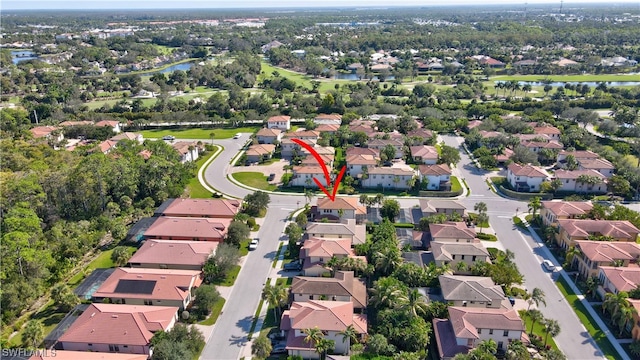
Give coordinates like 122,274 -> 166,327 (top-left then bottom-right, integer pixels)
283,261 -> 302,271
162,135 -> 175,140
543,260 -> 556,272
233,133 -> 241,139
249,238 -> 259,250
271,343 -> 286,354
267,173 -> 276,181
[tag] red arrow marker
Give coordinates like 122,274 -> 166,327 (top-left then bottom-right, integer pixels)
292,138 -> 346,201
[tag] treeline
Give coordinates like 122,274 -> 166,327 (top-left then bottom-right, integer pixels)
0,108 -> 195,327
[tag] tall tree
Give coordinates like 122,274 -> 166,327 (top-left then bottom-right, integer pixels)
528,197 -> 542,218
262,283 -> 288,321
251,334 -> 272,359
543,318 -> 561,347
527,287 -> 547,310
22,320 -> 44,349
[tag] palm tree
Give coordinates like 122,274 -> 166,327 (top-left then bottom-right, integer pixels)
527,309 -> 543,335
374,250 -> 401,276
474,202 -> 487,214
455,261 -> 468,273
262,283 -> 288,322
304,189 -> 314,204
315,338 -> 335,360
22,320 -> 44,349
338,324 -> 359,350
303,327 -> 325,347
585,276 -> 600,299
613,299 -> 636,336
476,212 -> 489,234
374,193 -> 385,208
403,289 -> 428,319
544,226 -> 557,244
359,194 -> 369,209
527,287 -> 547,310
252,334 -> 272,359
369,278 -> 407,309
506,340 -> 529,360
564,246 -> 580,268
528,196 -> 542,218
543,318 -> 561,346
209,131 -> 215,145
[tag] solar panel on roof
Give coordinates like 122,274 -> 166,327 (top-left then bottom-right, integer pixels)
114,279 -> 156,294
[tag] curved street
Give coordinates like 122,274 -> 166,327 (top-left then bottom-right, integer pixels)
199,133 -> 606,359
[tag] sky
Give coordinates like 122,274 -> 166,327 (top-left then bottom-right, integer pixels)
2,0 -> 639,10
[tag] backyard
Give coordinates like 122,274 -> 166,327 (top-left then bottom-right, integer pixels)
140,126 -> 259,140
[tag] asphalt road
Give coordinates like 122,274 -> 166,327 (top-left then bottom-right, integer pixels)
198,132 -> 604,359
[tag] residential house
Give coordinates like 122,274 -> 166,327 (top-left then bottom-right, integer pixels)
521,141 -> 563,154
290,271 -> 367,310
256,128 -> 283,144
300,145 -> 335,160
474,55 -> 506,68
57,303 -> 178,355
306,220 -> 367,245
406,128 -> 434,145
59,120 -> 93,127
111,132 -> 143,144
429,222 -> 476,243
245,144 -> 276,163
30,126 -> 63,142
431,241 -> 490,272
348,124 -> 375,136
494,148 -> 514,165
410,145 -> 439,165
346,146 -> 379,158
553,169 -> 607,194
420,199 -> 467,219
281,300 -> 367,358
578,158 -> 615,178
556,219 -> 640,249
597,266 -> 640,300
397,228 -> 428,249
97,140 -> 118,154
533,125 -> 561,141
144,217 -> 232,242
171,141 -> 199,163
506,163 -> 549,192
128,240 -> 217,271
267,115 -> 291,130
154,198 -> 241,218
281,138 -> 314,159
418,164 -> 452,191
466,120 -> 483,131
540,201 -> 593,227
30,351 -> 149,360
313,197 -> 367,224
300,238 -> 356,277
316,124 -> 340,134
361,167 -> 415,190
557,150 -> 600,164
368,139 -> 404,159
92,267 -> 202,310
514,133 -> 550,143
300,153 -> 334,168
553,58 -> 579,67
283,130 -> 321,142
574,240 -> 640,279
95,120 -> 122,133
345,153 -> 378,177
314,113 -> 343,125
439,275 -> 508,309
433,307 -> 525,359
290,166 -> 327,188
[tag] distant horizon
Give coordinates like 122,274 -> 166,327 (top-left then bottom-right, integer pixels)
2,0 -> 639,11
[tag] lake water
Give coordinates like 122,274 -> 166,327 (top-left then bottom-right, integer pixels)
156,62 -> 194,74
334,72 -> 395,81
11,50 -> 39,64
494,80 -> 640,87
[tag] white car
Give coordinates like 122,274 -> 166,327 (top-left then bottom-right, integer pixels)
249,238 -> 259,250
162,135 -> 176,141
233,133 -> 241,139
543,260 -> 556,272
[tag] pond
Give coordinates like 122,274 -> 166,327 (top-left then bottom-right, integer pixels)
494,80 -> 640,87
333,72 -> 395,81
11,50 -> 39,64
155,62 -> 194,74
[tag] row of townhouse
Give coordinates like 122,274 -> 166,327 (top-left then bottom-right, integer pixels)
50,199 -> 242,358
507,159 -> 614,194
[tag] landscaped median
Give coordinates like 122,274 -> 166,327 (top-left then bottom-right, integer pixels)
231,172 -> 277,191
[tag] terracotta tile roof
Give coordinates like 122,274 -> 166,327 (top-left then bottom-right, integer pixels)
553,169 -> 606,180
348,124 -> 375,134
315,114 -> 342,121
95,120 -> 120,127
301,145 -> 335,156
533,126 -> 561,135
429,222 -> 476,240
599,266 -> 640,293
515,133 -> 550,142
419,163 -> 451,176
317,197 -> 366,215
293,165 -> 325,175
366,167 -> 415,176
431,241 -> 489,261
507,163 -> 549,178
559,150 -> 600,159
467,120 -> 483,129
345,153 -> 378,166
578,158 -> 615,170
479,130 -> 502,138
284,300 -> 366,333
144,217 -> 231,241
301,154 -> 334,166
541,201 -> 593,217
30,351 -> 149,360
256,128 -> 282,137
98,140 -> 118,153
316,124 -> 340,132
406,128 -> 433,139
439,275 -> 505,303
246,144 -> 276,156
291,271 -> 367,308
448,306 -> 524,339
368,138 -> 403,147
93,268 -> 202,302
433,318 -> 470,359
302,238 -> 353,258
522,141 -> 563,149
558,219 -> 640,239
281,138 -> 315,145
128,240 -> 217,267
30,126 -> 58,138
306,220 -> 366,245
267,115 -> 291,123
158,198 -> 241,218
59,120 -> 93,127
138,149 -> 153,159
420,199 -> 466,213
171,141 -> 196,155
283,130 -> 321,138
111,132 -> 141,141
575,240 -> 640,263
346,147 -> 379,157
494,148 -> 514,162
410,145 -> 439,160
58,303 -> 178,347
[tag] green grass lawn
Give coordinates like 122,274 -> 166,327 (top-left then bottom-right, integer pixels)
468,212 -> 489,228
275,277 -> 293,287
512,216 -> 527,230
9,300 -> 67,347
239,239 -> 251,257
69,246 -> 137,288
186,147 -> 220,198
555,276 -> 620,360
232,172 -> 277,191
261,61 -> 363,93
140,127 -> 258,140
519,309 -> 559,351
210,265 -> 241,287
450,175 -> 462,193
490,73 -> 640,83
198,298 -> 225,326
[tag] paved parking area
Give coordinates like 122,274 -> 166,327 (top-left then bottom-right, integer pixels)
228,159 -> 289,184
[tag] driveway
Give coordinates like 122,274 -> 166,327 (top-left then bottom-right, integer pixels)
228,158 -> 288,185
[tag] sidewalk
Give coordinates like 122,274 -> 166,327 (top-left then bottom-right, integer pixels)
520,215 -> 631,360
